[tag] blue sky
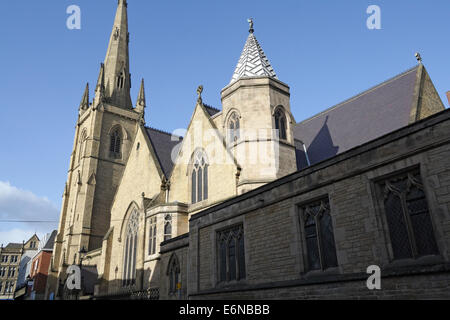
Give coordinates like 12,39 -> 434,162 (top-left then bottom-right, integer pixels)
0,0 -> 449,245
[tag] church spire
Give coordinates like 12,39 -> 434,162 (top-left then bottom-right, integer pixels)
230,19 -> 277,85
103,0 -> 132,109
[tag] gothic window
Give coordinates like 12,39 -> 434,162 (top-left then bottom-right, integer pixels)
167,254 -> 181,296
191,151 -> 208,204
78,131 -> 87,163
110,128 -> 122,159
300,198 -> 338,271
1,255 -> 7,263
228,112 -> 240,143
148,217 -> 157,255
122,209 -> 139,287
164,215 -> 172,242
274,108 -> 287,140
117,72 -> 125,89
217,225 -> 246,283
379,170 -> 438,260
0,267 -> 5,277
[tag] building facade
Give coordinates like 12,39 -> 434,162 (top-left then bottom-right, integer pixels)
0,235 -> 39,300
47,1 -> 450,299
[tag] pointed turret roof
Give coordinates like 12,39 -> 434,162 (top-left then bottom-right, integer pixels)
103,0 -> 132,108
137,79 -> 146,107
79,83 -> 89,110
230,20 -> 277,84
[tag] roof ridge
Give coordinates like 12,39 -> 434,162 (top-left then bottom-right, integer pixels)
296,65 -> 420,126
145,126 -> 183,139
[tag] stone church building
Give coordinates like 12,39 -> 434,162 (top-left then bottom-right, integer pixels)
46,1 -> 450,299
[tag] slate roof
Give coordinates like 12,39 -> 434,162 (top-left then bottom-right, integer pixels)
294,66 -> 421,169
42,230 -> 57,251
204,104 -> 221,117
230,32 -> 277,84
145,127 -> 183,177
5,243 -> 22,249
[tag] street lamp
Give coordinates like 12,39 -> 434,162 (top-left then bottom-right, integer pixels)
77,246 -> 87,299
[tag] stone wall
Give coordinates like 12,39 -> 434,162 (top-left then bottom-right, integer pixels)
185,108 -> 450,299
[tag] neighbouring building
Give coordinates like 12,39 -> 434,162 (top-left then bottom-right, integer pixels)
0,235 -> 39,300
16,231 -> 57,300
47,1 -> 450,300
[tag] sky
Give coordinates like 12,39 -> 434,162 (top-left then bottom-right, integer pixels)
0,0 -> 449,246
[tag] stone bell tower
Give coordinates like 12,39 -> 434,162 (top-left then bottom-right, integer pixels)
50,0 -> 146,296
221,19 -> 297,194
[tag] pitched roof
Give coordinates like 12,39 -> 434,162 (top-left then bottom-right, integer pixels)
42,230 -> 57,251
294,66 -> 421,168
145,127 -> 183,177
230,32 -> 277,84
5,243 -> 22,249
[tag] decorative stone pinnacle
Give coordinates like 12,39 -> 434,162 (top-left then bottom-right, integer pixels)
415,52 -> 422,64
248,18 -> 254,33
197,85 -> 203,105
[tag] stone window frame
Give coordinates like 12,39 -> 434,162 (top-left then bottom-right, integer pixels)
78,129 -> 88,164
164,214 -> 172,242
215,223 -> 246,285
166,253 -> 181,296
148,216 -> 157,256
1,255 -> 8,263
226,110 -> 241,145
108,125 -> 127,160
297,196 -> 339,274
273,105 -> 288,141
122,208 -> 140,288
372,165 -> 442,265
190,149 -> 209,205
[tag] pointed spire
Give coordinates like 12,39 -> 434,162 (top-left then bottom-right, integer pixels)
230,19 -> 277,85
79,83 -> 89,111
136,79 -> 146,124
103,0 -> 132,109
93,63 -> 105,106
136,78 -> 146,108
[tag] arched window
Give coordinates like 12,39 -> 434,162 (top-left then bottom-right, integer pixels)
164,214 -> 172,242
301,198 -> 338,271
110,128 -> 122,158
228,112 -> 240,143
191,151 -> 208,204
78,131 -> 87,163
117,72 -> 125,89
122,209 -> 139,287
274,109 -> 287,140
167,254 -> 180,296
148,217 -> 157,255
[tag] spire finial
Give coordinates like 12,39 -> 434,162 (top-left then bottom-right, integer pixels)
415,52 -> 422,64
197,85 -> 204,105
248,18 -> 254,33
